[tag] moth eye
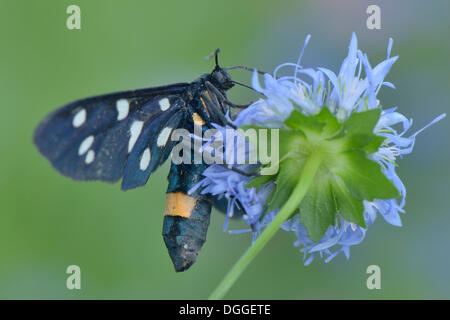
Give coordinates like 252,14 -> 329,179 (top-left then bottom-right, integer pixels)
215,73 -> 224,83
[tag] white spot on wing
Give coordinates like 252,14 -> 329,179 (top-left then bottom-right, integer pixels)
72,108 -> 86,127
128,120 -> 144,153
159,98 -> 170,111
116,99 -> 129,121
78,135 -> 94,155
85,150 -> 95,164
139,148 -> 151,171
157,127 -> 172,147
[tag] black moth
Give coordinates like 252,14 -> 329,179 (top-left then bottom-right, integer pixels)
34,50 -> 251,272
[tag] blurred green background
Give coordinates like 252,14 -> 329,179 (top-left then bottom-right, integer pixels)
0,0 -> 449,299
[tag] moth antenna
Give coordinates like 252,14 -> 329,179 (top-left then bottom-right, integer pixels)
231,80 -> 260,93
215,49 -> 220,67
225,65 -> 266,75
205,48 -> 221,68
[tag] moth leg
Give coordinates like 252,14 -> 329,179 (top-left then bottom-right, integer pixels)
200,92 -> 230,127
205,81 -> 226,101
204,82 -> 223,110
205,81 -> 253,109
204,81 -> 232,119
225,101 -> 252,109
216,163 -> 257,177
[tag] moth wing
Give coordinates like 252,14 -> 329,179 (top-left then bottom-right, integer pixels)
34,84 -> 188,187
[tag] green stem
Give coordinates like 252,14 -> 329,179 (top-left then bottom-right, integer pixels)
209,152 -> 323,300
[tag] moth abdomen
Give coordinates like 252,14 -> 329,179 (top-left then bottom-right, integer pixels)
163,161 -> 212,272
163,192 -> 212,272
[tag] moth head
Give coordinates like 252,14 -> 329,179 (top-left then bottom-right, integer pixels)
210,67 -> 235,91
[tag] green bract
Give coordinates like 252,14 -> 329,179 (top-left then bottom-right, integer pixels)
247,108 -> 400,242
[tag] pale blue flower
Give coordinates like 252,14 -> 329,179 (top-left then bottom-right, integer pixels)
192,33 -> 445,265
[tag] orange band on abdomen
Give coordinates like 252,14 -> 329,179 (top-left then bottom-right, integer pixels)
164,192 -> 198,218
